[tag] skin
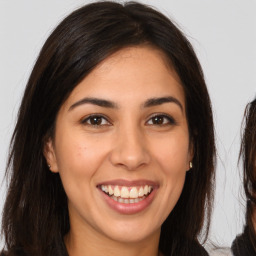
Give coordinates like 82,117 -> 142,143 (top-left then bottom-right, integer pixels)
45,46 -> 193,256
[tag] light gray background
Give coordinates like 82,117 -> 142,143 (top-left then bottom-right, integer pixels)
1,0 -> 256,250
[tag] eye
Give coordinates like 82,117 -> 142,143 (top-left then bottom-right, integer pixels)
146,114 -> 176,126
81,115 -> 111,126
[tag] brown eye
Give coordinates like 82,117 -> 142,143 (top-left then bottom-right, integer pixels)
147,114 -> 176,126
152,116 -> 164,125
89,116 -> 103,125
82,115 -> 110,126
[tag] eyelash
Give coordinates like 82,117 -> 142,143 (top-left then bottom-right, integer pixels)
146,114 -> 177,126
80,113 -> 176,127
81,114 -> 111,127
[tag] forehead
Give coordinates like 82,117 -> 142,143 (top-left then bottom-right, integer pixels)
93,46 -> 181,84
63,46 -> 185,109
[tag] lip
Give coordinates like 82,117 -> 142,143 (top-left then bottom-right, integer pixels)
97,179 -> 158,215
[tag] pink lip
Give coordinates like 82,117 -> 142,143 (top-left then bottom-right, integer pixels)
97,179 -> 158,215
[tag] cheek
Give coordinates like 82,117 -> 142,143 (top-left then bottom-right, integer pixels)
150,134 -> 189,221
152,132 -> 189,200
54,132 -> 110,180
153,134 -> 190,175
54,133 -> 112,209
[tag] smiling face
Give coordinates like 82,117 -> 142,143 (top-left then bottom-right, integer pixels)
44,46 -> 192,251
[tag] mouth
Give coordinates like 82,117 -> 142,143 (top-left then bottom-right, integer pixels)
97,180 -> 157,214
99,184 -> 153,204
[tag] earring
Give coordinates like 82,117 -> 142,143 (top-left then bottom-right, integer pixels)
189,161 -> 193,169
48,164 -> 51,169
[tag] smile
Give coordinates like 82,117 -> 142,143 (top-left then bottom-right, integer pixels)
100,185 -> 153,204
98,180 -> 157,214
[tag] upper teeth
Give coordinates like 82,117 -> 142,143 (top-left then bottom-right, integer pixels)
100,185 -> 153,199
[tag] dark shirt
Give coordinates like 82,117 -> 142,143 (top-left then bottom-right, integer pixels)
232,226 -> 256,256
189,244 -> 209,256
188,242 -> 209,256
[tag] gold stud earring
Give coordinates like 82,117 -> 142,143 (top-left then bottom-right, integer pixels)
189,161 -> 193,169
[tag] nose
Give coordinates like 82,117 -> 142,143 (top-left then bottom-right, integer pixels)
109,126 -> 150,171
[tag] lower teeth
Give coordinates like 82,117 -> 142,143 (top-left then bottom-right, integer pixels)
111,195 -> 146,204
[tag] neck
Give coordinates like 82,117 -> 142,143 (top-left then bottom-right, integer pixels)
65,226 -> 161,256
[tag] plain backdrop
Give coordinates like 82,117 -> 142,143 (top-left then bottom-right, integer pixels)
0,0 -> 256,250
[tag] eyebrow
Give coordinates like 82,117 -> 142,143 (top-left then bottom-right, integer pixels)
69,96 -> 183,112
143,96 -> 183,111
69,97 -> 118,111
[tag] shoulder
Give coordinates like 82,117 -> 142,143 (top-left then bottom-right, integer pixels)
231,226 -> 256,256
197,244 -> 210,256
207,248 -> 232,256
166,241 -> 210,256
186,241 -> 210,256
183,240 -> 209,256
0,251 -> 18,256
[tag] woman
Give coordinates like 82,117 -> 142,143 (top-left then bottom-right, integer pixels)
1,1 -> 215,256
232,98 -> 256,255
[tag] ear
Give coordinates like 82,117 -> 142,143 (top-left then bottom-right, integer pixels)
43,138 -> 59,173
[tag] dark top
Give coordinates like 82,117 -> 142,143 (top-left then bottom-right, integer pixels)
187,243 -> 209,256
231,226 -> 256,256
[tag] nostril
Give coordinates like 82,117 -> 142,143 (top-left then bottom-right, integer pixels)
108,129 -> 150,170
109,148 -> 150,171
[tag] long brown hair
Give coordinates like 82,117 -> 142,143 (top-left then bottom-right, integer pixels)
240,98 -> 256,249
1,2 -> 215,255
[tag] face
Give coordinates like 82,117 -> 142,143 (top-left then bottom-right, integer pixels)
45,46 -> 192,246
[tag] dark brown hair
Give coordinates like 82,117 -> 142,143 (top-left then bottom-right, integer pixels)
1,1 -> 215,255
240,98 -> 256,249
